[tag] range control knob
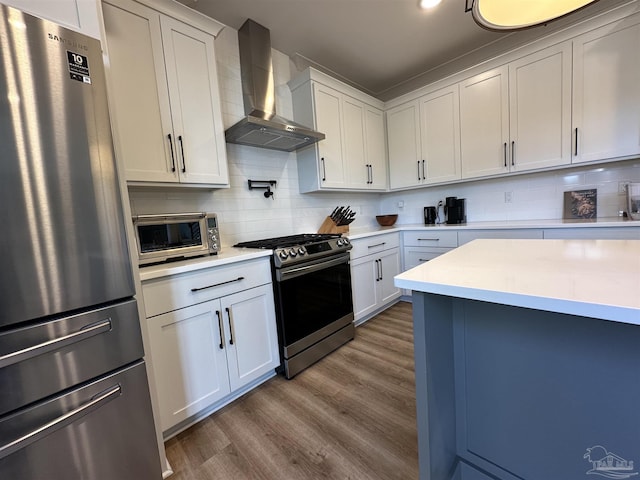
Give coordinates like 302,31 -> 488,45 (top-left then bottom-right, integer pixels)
342,238 -> 350,245
336,239 -> 344,246
298,247 -> 307,256
279,250 -> 288,259
288,248 -> 297,257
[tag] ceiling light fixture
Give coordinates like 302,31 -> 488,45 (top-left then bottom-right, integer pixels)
420,0 -> 442,9
466,0 -> 601,31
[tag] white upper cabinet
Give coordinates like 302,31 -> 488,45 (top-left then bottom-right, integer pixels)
290,68 -> 387,192
419,85 -> 462,184
388,85 -> 462,190
387,100 -> 421,189
460,66 -> 510,179
460,42 -> 572,179
102,0 -> 228,187
509,42 -> 572,171
313,83 -> 347,188
2,0 -> 102,39
572,15 -> 640,164
364,106 -> 388,190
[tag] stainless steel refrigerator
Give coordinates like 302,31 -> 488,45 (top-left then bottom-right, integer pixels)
0,5 -> 161,478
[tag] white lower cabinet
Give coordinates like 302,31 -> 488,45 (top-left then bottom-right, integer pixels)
350,234 -> 401,323
142,260 -> 279,433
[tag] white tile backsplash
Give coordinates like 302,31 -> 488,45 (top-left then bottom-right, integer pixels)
128,23 -> 640,247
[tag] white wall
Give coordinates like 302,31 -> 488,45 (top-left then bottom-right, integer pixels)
379,159 -> 640,224
129,24 -> 640,247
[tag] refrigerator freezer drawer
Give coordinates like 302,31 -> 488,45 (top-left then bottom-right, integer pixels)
0,299 -> 144,416
0,360 -> 161,479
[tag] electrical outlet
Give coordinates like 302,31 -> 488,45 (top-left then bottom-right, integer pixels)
619,181 -> 631,195
504,191 -> 513,203
398,201 -> 404,208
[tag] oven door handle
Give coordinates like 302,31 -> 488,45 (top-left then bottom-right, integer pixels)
277,253 -> 350,281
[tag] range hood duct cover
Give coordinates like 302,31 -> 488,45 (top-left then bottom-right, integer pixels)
225,19 -> 325,152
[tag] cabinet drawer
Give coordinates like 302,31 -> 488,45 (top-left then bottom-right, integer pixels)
142,258 -> 272,317
350,232 -> 400,259
404,247 -> 454,271
403,230 -> 458,247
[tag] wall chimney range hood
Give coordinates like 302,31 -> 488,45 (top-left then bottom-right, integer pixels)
225,19 -> 325,152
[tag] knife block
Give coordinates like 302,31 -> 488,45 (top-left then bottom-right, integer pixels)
318,216 -> 349,234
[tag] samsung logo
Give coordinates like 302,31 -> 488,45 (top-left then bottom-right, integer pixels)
48,33 -> 88,51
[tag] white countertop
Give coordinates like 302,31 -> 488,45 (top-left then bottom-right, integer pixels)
138,248 -> 272,281
348,217 -> 639,239
394,239 -> 640,325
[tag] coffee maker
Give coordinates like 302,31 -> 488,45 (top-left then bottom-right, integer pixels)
445,196 -> 466,224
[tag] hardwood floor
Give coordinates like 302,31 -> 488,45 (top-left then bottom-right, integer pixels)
165,301 -> 418,480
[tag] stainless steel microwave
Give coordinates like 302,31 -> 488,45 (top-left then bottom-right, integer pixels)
132,212 -> 220,265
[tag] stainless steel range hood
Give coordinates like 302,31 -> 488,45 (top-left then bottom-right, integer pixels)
225,19 -> 325,152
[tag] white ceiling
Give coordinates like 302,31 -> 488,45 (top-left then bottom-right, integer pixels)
176,0 -> 631,100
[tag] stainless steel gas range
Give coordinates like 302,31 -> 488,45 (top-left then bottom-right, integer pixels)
235,234 -> 354,378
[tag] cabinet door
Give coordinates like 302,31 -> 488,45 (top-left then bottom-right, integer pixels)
350,256 -> 379,321
509,43 -> 572,172
342,96 -> 368,189
378,249 -> 401,305
103,0 -> 177,183
573,17 -> 640,163
161,16 -> 228,185
3,0 -> 101,39
420,85 -> 461,184
147,300 -> 231,432
460,66 -> 510,179
222,285 -> 280,392
313,84 -> 346,188
388,101 -> 422,189
364,106 -> 388,190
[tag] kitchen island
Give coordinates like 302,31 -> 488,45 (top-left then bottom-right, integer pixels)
394,239 -> 640,480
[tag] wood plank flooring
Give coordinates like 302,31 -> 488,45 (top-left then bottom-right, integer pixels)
165,301 -> 418,480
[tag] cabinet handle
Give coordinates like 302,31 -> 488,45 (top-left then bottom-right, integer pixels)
511,141 -> 515,166
178,135 -> 186,173
417,160 -> 421,181
418,258 -> 431,262
167,134 -> 176,172
417,238 -> 439,242
422,159 -> 426,180
226,307 -> 235,345
367,242 -> 386,249
321,157 -> 326,181
190,277 -> 245,293
503,142 -> 507,167
378,258 -> 383,281
375,259 -> 381,281
216,310 -> 224,349
574,127 -> 579,156
369,165 -> 373,184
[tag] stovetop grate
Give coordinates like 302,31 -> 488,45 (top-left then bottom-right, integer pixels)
234,233 -> 341,250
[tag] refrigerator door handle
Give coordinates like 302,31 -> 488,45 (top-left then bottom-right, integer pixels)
0,384 -> 121,460
0,319 -> 112,369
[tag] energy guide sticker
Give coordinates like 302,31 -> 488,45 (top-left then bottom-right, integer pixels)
67,51 -> 91,84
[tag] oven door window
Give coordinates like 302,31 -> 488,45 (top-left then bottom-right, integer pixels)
276,258 -> 353,347
137,222 -> 202,253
